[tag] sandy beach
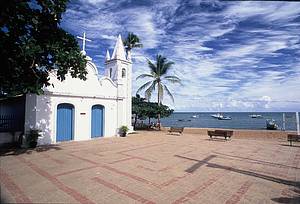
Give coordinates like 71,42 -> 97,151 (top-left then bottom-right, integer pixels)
160,127 -> 297,140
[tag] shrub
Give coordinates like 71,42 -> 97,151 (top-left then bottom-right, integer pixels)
119,125 -> 129,137
25,129 -> 41,148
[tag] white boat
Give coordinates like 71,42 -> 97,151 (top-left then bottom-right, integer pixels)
266,119 -> 278,130
191,115 -> 198,118
249,114 -> 263,118
211,113 -> 232,120
211,113 -> 223,118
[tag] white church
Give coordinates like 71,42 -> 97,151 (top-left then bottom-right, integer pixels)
24,34 -> 133,145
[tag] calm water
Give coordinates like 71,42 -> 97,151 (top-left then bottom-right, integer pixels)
160,112 -> 298,131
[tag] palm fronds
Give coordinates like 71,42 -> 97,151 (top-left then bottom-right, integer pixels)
164,75 -> 182,84
136,81 -> 153,94
163,84 -> 174,103
136,73 -> 154,80
123,32 -> 142,51
145,81 -> 156,100
136,54 -> 181,103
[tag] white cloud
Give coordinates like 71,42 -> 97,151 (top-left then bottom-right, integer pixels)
62,0 -> 300,111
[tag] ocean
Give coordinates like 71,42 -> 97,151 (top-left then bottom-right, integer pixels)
160,112 -> 299,131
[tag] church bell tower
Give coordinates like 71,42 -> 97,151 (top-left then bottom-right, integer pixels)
105,35 -> 133,131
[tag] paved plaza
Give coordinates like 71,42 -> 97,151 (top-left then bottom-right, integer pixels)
1,131 -> 299,203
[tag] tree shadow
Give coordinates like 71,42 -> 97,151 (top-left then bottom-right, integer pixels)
33,95 -> 54,145
175,155 -> 217,173
0,144 -> 62,157
212,151 -> 300,170
272,188 -> 300,203
280,144 -> 300,148
271,196 -> 300,203
175,154 -> 300,188
1,195 -> 9,204
206,162 -> 300,187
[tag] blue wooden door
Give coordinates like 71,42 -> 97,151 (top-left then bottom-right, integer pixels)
91,105 -> 104,138
56,103 -> 74,142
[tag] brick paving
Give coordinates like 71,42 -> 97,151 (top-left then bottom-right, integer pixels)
1,131 -> 299,203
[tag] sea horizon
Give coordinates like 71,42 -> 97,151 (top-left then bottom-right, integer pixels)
173,111 -> 300,113
160,112 -> 298,131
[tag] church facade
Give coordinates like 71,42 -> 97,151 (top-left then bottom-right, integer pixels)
24,35 -> 132,145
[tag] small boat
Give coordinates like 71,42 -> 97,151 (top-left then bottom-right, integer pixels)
211,113 -> 232,120
191,115 -> 198,118
249,114 -> 263,118
211,113 -> 223,119
177,119 -> 192,122
218,116 -> 232,120
266,119 -> 278,130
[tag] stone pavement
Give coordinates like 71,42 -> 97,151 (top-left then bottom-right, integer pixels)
1,131 -> 299,203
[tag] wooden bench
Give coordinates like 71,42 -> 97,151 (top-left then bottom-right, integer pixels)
287,134 -> 300,146
168,127 -> 184,134
208,130 -> 233,140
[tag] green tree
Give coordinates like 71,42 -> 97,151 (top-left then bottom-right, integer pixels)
132,95 -> 173,130
123,32 -> 142,60
0,0 -> 87,98
132,94 -> 147,129
145,102 -> 173,126
136,54 -> 181,129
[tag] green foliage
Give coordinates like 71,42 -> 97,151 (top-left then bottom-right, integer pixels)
136,54 -> 180,129
0,0 -> 87,98
123,32 -> 142,51
136,54 -> 181,103
119,125 -> 129,133
25,128 -> 41,147
132,94 -> 173,129
119,125 -> 129,137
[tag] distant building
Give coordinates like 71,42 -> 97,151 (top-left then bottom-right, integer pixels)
21,34 -> 132,145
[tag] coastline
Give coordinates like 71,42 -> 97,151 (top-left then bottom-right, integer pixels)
161,127 -> 296,140
160,112 -> 298,131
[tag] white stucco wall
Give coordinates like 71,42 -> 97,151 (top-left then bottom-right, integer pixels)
105,58 -> 132,130
24,59 -> 130,145
29,94 -> 119,145
24,35 -> 133,145
45,61 -> 118,98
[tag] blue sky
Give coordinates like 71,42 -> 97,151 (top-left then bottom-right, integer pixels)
61,0 -> 300,112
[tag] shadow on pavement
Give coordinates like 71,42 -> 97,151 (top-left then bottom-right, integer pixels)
271,196 -> 300,203
0,145 -> 62,157
175,154 -> 300,188
212,151 -> 300,170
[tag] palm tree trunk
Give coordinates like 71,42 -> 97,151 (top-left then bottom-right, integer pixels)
133,114 -> 137,130
157,83 -> 161,130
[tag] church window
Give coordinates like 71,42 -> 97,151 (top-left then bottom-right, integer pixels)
109,68 -> 112,78
122,68 -> 126,78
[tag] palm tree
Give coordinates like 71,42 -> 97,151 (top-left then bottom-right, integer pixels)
123,32 -> 142,61
136,54 -> 181,129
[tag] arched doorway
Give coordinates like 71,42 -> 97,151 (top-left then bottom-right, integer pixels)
91,105 -> 104,138
56,103 -> 74,142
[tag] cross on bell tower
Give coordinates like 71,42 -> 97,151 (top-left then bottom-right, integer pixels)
77,32 -> 92,52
